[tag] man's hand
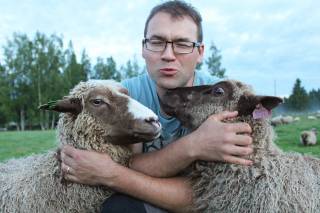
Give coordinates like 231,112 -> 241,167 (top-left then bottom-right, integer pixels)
60,145 -> 119,186
188,111 -> 253,166
60,145 -> 194,212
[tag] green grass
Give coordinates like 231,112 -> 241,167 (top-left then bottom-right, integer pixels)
0,130 -> 57,162
274,116 -> 320,157
0,116 -> 319,162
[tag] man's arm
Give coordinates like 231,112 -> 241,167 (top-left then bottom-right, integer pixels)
60,111 -> 253,211
130,111 -> 253,177
61,147 -> 193,213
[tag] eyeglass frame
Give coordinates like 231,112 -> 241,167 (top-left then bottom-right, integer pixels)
142,38 -> 201,54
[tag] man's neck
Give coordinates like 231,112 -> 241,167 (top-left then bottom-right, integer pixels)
157,86 -> 172,118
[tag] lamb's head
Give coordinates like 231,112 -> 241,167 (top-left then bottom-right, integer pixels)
161,80 -> 283,130
39,80 -> 161,148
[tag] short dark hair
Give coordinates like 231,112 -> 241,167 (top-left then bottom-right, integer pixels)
144,0 -> 203,42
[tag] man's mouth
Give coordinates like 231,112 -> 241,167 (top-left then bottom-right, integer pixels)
159,68 -> 178,76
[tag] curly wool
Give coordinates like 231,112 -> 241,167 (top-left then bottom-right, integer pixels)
162,80 -> 320,213
192,117 -> 320,213
0,81 -> 132,213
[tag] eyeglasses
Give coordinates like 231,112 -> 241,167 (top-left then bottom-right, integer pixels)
143,38 -> 201,54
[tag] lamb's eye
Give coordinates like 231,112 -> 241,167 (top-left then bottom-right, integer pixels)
213,87 -> 225,96
91,99 -> 104,106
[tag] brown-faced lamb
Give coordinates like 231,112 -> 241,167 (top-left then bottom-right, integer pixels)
0,80 -> 161,213
300,128 -> 317,146
161,80 -> 320,213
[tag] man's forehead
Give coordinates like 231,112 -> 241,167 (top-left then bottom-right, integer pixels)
146,12 -> 198,40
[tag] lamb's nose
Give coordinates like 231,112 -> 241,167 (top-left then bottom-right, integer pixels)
145,117 -> 161,129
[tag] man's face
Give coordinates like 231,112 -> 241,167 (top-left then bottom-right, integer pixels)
142,12 -> 204,92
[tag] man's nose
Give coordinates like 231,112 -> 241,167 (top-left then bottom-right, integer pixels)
161,43 -> 176,61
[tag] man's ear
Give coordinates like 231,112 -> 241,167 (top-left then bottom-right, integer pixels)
196,44 -> 204,64
257,96 -> 283,110
38,98 -> 82,115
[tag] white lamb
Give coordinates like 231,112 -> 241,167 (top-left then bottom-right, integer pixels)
308,115 -> 317,120
293,116 -> 300,121
270,115 -> 283,126
161,80 -> 320,213
0,80 -> 161,213
281,115 -> 294,124
300,128 -> 317,146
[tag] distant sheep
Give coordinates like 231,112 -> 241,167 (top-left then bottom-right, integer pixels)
0,80 -> 161,212
300,128 -> 317,146
293,116 -> 300,121
271,115 -> 294,126
281,115 -> 294,124
308,115 -> 317,120
270,115 -> 283,126
161,80 -> 320,213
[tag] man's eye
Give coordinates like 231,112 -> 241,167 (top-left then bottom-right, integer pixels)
175,42 -> 192,48
150,40 -> 165,45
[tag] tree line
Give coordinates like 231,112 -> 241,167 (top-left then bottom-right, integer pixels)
0,32 -> 226,130
282,78 -> 320,112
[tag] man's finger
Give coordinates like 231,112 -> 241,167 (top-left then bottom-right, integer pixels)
231,135 -> 253,146
61,145 -> 76,158
64,174 -> 80,183
61,155 -> 76,169
230,122 -> 252,134
61,162 -> 74,175
228,144 -> 253,156
209,111 -> 238,121
223,155 -> 253,166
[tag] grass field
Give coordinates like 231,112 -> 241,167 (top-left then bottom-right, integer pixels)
274,116 -> 320,156
0,115 -> 319,162
0,130 -> 57,162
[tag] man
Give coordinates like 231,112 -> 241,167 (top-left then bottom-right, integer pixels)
61,1 -> 253,212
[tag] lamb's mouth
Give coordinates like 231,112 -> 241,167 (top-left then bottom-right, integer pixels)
106,130 -> 161,145
133,130 -> 161,140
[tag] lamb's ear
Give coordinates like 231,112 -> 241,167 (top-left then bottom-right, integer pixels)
257,96 -> 283,110
38,98 -> 82,115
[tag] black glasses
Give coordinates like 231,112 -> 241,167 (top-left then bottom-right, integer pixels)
143,38 -> 201,54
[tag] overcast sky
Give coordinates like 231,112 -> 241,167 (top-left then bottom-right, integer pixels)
0,0 -> 319,97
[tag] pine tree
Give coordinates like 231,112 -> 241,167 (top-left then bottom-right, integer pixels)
286,78 -> 309,111
308,89 -> 320,111
63,41 -> 86,91
121,56 -> 141,79
205,42 -> 226,78
0,63 -> 9,126
93,56 -> 121,81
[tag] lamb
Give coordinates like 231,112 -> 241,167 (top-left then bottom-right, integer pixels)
161,80 -> 320,213
281,115 -> 294,124
0,80 -> 161,213
300,128 -> 317,146
293,116 -> 300,122
308,115 -> 317,120
271,115 -> 294,126
270,115 -> 283,126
